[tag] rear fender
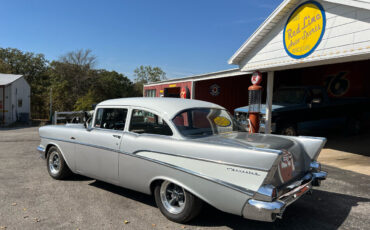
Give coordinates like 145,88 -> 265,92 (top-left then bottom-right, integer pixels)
149,176 -> 213,206
293,136 -> 327,160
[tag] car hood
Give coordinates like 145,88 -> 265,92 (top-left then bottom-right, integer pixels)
235,104 -> 305,115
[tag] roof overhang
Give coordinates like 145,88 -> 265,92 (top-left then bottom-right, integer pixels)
144,68 -> 251,87
0,74 -> 24,86
229,0 -> 370,67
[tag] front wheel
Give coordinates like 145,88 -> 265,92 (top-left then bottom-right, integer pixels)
154,181 -> 203,223
46,146 -> 72,180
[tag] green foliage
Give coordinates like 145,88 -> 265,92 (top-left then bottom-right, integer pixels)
133,65 -> 166,94
134,65 -> 167,83
74,70 -> 138,111
0,48 -> 165,119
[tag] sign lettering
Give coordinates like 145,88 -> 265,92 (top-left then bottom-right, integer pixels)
284,1 -> 326,59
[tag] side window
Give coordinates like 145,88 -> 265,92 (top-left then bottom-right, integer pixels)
94,108 -> 128,130
129,109 -> 173,136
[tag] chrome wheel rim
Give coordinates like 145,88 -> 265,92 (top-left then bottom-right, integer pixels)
160,181 -> 186,214
48,151 -> 60,175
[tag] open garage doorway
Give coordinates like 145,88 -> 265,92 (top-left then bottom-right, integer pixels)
164,87 -> 181,98
271,59 -> 370,136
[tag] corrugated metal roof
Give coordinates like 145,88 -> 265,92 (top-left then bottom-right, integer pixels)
0,73 -> 24,86
228,0 -> 370,66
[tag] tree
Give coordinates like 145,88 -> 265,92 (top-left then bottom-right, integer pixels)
134,65 -> 166,83
74,70 -> 139,110
48,49 -> 97,112
133,65 -> 166,95
60,49 -> 96,69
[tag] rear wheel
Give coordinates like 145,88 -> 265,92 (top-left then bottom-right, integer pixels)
46,146 -> 72,180
154,181 -> 203,223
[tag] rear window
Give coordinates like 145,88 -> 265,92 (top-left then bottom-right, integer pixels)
173,108 -> 245,138
129,109 -> 173,136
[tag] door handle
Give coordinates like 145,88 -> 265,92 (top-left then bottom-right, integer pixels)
70,137 -> 76,140
113,135 -> 121,139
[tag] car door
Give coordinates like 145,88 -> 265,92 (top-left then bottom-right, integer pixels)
74,107 -> 128,183
118,108 -> 174,191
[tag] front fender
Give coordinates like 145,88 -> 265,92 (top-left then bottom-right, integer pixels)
43,140 -> 75,173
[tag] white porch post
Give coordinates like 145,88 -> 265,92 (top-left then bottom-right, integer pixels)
265,71 -> 274,134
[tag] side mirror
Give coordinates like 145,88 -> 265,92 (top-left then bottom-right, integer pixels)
85,117 -> 93,131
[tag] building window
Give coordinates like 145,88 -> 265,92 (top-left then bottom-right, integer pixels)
145,89 -> 156,97
18,99 -> 22,108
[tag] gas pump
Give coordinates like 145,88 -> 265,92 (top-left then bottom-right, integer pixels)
248,71 -> 262,133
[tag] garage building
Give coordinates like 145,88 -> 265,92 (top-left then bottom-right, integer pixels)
0,74 -> 31,125
144,0 -> 370,134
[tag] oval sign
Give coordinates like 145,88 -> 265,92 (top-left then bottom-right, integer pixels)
283,1 -> 326,59
214,116 -> 231,127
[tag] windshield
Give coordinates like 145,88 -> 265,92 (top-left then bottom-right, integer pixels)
172,108 -> 245,138
273,88 -> 306,104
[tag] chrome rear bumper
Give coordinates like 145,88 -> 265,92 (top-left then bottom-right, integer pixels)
242,170 -> 327,222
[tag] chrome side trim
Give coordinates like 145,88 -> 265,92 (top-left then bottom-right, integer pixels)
40,136 -> 255,196
133,150 -> 269,172
134,153 -> 254,196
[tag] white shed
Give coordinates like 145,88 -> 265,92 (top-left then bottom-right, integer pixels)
0,74 -> 31,125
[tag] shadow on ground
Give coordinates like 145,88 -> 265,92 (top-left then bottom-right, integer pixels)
87,179 -> 370,230
89,180 -> 156,208
191,190 -> 370,230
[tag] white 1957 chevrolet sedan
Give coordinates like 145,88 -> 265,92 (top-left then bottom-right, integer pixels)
37,97 -> 327,223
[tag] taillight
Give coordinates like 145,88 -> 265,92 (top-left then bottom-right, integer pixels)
278,150 -> 295,183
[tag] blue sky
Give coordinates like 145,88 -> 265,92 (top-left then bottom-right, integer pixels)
0,0 -> 280,80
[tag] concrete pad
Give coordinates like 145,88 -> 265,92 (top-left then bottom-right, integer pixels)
318,148 -> 370,176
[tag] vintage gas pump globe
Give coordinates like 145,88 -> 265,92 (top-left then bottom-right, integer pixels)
248,71 -> 263,133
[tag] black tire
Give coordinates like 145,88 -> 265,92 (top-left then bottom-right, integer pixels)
154,181 -> 203,223
46,146 -> 72,180
280,123 -> 298,136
